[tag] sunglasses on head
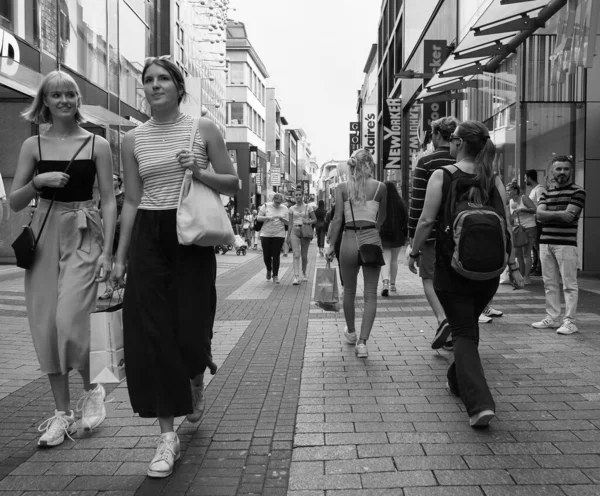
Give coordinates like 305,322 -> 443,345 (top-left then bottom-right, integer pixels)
144,55 -> 172,65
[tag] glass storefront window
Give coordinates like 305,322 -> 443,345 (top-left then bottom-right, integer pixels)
404,0 -> 438,58
108,0 -> 119,95
60,0 -> 108,89
0,0 -> 39,47
119,0 -> 148,111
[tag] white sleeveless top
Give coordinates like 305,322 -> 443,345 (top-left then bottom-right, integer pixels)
135,114 -> 209,210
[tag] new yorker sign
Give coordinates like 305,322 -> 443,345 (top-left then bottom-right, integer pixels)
422,40 -> 447,133
0,28 -> 20,77
383,98 -> 402,169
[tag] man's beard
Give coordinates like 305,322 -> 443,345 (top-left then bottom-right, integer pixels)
554,173 -> 570,185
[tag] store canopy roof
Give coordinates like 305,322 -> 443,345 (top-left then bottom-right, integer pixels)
80,105 -> 139,128
417,0 -> 567,101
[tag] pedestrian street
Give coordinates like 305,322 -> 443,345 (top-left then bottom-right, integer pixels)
0,245 -> 599,495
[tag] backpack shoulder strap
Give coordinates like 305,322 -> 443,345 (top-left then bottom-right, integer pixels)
373,181 -> 382,201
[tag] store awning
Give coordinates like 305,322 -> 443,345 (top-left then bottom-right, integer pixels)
417,0 -> 567,101
80,105 -> 139,128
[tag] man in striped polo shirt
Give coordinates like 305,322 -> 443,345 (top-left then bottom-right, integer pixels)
532,156 -> 586,335
408,116 -> 458,350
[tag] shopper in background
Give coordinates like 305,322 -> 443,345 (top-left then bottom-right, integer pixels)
99,173 -> 125,300
257,192 -> 288,284
314,200 -> 327,256
111,56 -> 238,478
326,201 -> 344,288
326,148 -> 387,359
526,169 -> 546,276
507,181 -> 537,285
287,190 -> 316,285
380,181 -> 407,296
10,70 -> 116,447
242,207 -> 253,247
408,116 -> 458,350
408,120 -> 523,428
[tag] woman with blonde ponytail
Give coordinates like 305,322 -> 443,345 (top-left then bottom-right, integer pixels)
326,149 -> 387,358
408,120 -> 523,428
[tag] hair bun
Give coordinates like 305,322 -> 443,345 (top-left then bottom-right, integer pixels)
348,156 -> 357,167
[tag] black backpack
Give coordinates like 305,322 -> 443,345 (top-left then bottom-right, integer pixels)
438,166 -> 510,280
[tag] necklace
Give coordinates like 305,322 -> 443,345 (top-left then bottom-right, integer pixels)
50,131 -> 80,140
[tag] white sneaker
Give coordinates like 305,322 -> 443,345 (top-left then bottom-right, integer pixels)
186,385 -> 205,423
390,284 -> 397,293
478,314 -> 492,324
38,410 -> 76,447
469,409 -> 495,428
344,326 -> 357,344
355,342 -> 368,358
77,384 -> 106,431
147,432 -> 181,478
293,276 -> 299,285
556,320 -> 578,335
302,273 -> 307,282
483,306 -> 503,317
531,317 -> 561,329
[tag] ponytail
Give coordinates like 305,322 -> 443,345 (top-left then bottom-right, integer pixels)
469,138 -> 496,204
347,149 -> 374,203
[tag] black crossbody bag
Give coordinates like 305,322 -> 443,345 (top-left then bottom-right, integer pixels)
12,136 -> 93,269
348,198 -> 385,268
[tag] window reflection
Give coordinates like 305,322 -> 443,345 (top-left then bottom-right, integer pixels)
404,0 -> 438,58
0,0 -> 40,47
119,0 -> 147,111
60,0 -> 108,89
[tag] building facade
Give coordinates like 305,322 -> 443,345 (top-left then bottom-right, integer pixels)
265,87 -> 287,195
375,0 -> 600,272
225,20 -> 268,212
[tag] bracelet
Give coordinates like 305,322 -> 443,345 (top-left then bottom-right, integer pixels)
509,267 -> 520,273
409,252 -> 420,259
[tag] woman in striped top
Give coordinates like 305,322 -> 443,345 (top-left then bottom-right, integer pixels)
111,57 -> 238,478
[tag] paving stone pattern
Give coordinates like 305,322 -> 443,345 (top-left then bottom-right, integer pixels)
0,246 -> 599,495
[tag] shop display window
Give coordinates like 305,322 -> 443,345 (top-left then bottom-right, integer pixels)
0,0 -> 39,47
119,0 -> 148,111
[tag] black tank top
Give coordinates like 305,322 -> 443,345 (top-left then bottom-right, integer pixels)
36,134 -> 97,202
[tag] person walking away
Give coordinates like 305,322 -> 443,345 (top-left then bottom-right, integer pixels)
231,212 -> 242,236
326,148 -> 387,358
532,156 -> 585,335
408,116 -> 458,350
111,56 -> 239,478
10,70 -> 116,447
251,209 -> 259,249
287,190 -> 317,285
380,181 -> 407,296
507,181 -> 537,284
257,193 -> 288,283
408,120 -> 523,427
314,200 -> 327,256
526,169 -> 546,276
242,207 -> 253,247
99,174 -> 125,299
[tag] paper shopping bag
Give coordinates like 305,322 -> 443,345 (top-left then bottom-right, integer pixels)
89,302 -> 126,384
314,261 -> 341,312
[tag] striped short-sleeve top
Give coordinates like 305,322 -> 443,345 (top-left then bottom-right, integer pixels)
135,114 -> 209,210
539,183 -> 586,246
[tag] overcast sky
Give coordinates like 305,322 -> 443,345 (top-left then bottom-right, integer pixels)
228,0 -> 381,165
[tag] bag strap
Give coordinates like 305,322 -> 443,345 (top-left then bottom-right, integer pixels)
372,181 -> 381,201
34,135 -> 93,247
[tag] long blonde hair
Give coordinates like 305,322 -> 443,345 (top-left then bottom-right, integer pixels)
21,70 -> 85,124
347,148 -> 375,203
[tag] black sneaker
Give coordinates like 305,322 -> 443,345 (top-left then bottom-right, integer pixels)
431,319 -> 451,350
442,340 -> 453,352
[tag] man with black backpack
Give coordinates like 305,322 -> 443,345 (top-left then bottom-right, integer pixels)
408,120 -> 523,428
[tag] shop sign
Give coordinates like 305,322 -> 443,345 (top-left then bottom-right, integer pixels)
408,105 -> 422,171
382,98 -> 402,169
271,167 -> 281,186
361,105 -> 377,163
422,39 -> 447,133
249,146 -> 258,174
0,28 -> 21,77
349,121 -> 360,157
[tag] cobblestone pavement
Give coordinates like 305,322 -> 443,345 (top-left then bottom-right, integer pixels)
0,244 -> 599,495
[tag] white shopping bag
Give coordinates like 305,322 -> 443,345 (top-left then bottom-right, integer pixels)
89,302 -> 126,384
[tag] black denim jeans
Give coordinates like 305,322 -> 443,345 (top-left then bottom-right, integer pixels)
435,276 -> 499,417
260,236 -> 285,276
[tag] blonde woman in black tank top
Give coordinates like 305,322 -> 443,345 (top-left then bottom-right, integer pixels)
10,70 -> 116,447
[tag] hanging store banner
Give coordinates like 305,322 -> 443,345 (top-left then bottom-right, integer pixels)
271,167 -> 281,186
361,105 -> 377,163
422,39 -> 448,133
408,105 -> 422,171
382,98 -> 402,169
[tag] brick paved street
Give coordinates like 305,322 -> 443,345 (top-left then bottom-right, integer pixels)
0,244 -> 599,495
